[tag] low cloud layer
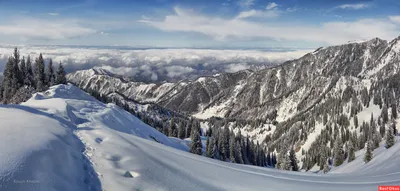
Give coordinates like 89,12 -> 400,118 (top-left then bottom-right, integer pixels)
0,45 -> 310,82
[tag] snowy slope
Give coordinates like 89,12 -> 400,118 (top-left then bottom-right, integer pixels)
1,84 -> 400,191
0,105 -> 101,191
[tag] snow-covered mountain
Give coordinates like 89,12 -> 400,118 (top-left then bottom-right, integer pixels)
0,84 -> 399,191
67,36 -> 400,171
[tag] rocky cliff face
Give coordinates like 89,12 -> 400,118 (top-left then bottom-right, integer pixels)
68,37 -> 399,121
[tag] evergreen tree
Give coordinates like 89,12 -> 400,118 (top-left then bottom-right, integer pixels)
392,102 -> 397,119
206,136 -> 212,157
354,116 -> 358,129
347,140 -> 356,162
177,121 -> 185,139
12,48 -> 22,86
46,59 -> 55,86
169,118 -> 177,137
266,152 -> 271,166
279,152 -> 291,170
35,54 -> 46,91
381,104 -> 389,124
386,121 -> 395,149
333,137 -> 344,166
289,147 -> 299,171
185,119 -> 192,138
221,127 -> 230,161
364,140 -> 373,163
235,140 -> 244,164
55,62 -> 67,85
190,124 -> 202,155
24,55 -> 34,86
20,57 -> 26,85
2,57 -> 14,102
229,131 -> 236,163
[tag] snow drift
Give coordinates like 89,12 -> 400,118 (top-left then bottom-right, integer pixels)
0,84 -> 399,191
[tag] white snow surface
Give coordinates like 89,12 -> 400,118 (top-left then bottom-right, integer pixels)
1,84 -> 400,191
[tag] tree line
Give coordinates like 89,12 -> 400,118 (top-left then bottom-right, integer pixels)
0,48 -> 67,103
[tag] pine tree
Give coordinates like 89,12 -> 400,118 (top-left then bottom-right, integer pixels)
24,55 -> 34,86
266,152 -> 271,166
279,152 -> 291,170
289,147 -> 299,171
177,121 -> 185,139
354,116 -> 358,129
347,140 -> 356,162
364,140 -> 373,163
20,57 -> 26,85
185,119 -> 192,138
382,104 -> 389,124
190,124 -> 202,155
386,121 -> 395,149
221,126 -> 230,161
2,57 -> 14,102
169,118 -> 177,137
55,62 -> 67,85
206,136 -> 212,157
46,59 -> 55,86
235,140 -> 244,164
12,48 -> 22,86
392,102 -> 397,119
333,137 -> 344,166
229,131 -> 236,163
35,54 -> 46,91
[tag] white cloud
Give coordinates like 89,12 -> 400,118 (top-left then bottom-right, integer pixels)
238,0 -> 254,8
0,17 -> 96,40
165,65 -> 195,78
0,45 -> 310,82
48,13 -> 60,16
389,16 -> 400,24
266,2 -> 278,10
225,63 -> 251,73
139,7 -> 400,45
337,3 -> 369,10
236,8 -> 279,19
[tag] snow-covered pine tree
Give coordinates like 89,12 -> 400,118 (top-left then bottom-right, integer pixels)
169,118 -> 177,137
364,140 -> 373,163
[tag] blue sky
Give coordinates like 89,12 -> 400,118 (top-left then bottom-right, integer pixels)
0,0 -> 399,48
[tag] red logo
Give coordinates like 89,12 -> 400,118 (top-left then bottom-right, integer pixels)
379,186 -> 400,191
